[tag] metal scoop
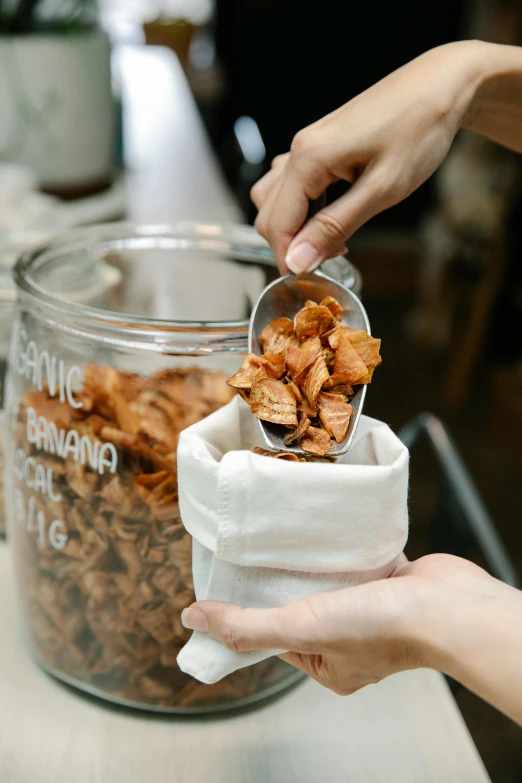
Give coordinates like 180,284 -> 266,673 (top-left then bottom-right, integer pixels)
249,269 -> 371,457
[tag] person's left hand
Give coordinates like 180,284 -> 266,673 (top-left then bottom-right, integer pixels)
181,553 -> 497,695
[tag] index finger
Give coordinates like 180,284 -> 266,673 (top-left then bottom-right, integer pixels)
266,150 -> 334,266
251,154 -> 289,210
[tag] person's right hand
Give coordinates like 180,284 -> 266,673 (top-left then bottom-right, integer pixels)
251,41 -> 487,274
183,554 -> 473,695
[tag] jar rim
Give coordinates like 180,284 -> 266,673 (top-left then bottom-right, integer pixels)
13,221 -> 277,332
13,221 -> 358,353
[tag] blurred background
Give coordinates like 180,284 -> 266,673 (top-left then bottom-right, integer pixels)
0,0 -> 521,778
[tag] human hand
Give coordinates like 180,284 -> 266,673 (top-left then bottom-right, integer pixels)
181,553 -> 506,696
251,41 -> 487,273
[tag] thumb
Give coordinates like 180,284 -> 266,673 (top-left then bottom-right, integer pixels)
286,167 -> 397,274
181,599 -> 322,654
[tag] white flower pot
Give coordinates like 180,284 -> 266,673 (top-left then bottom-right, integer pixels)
0,30 -> 114,194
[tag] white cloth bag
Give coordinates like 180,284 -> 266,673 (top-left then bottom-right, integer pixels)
176,396 -> 409,684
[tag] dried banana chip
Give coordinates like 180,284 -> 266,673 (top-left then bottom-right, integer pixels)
287,379 -> 302,403
318,392 -> 353,443
333,331 -> 369,384
260,317 -> 295,354
300,426 -> 332,456
356,367 -> 377,384
254,366 -> 269,382
250,378 -> 298,426
259,352 -> 286,379
286,336 -> 322,383
252,447 -> 333,463
346,329 -> 382,369
227,351 -> 286,391
294,305 -> 336,340
324,323 -> 348,350
283,416 -> 311,446
322,378 -> 354,396
253,447 -> 305,462
297,398 -> 317,418
301,355 -> 330,411
320,296 -> 343,318
227,353 -> 264,389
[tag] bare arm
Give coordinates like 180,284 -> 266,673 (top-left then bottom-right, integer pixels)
251,40 -> 522,273
424,559 -> 522,725
464,42 -> 522,153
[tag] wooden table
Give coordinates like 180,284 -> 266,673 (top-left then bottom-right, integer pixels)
0,45 -> 491,782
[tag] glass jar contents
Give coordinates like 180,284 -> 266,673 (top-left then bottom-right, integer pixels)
4,223 -> 360,712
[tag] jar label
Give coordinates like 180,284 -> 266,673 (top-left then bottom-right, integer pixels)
13,326 -> 84,408
10,326 -> 119,550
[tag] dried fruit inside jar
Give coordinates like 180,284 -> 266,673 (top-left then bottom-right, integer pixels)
11,363 -> 293,710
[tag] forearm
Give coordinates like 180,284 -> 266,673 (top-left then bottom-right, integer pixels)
462,41 -> 522,152
419,575 -> 522,725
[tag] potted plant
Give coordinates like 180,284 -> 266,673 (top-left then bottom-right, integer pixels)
0,1 -> 115,197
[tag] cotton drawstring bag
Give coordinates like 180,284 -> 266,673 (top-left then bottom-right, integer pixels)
176,396 -> 409,684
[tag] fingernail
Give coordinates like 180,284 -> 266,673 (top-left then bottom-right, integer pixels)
286,242 -> 321,274
181,608 -> 208,633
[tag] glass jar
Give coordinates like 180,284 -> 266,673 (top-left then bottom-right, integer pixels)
4,222 -> 360,713
1,232 -> 46,536
0,230 -> 121,537
0,268 -> 16,536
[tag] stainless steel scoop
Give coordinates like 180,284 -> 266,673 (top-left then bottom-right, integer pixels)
249,269 -> 371,457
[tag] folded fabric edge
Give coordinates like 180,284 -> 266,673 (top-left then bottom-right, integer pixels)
177,631 -> 284,685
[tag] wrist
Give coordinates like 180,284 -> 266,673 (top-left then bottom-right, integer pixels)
406,567 -> 522,681
396,579 -> 461,674
429,40 -> 495,131
410,581 -> 471,677
461,41 -> 522,133
401,41 -> 494,139
394,557 -> 522,725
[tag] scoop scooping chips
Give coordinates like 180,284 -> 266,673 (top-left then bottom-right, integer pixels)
227,271 -> 381,457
